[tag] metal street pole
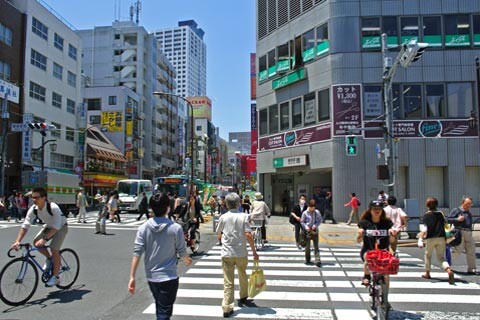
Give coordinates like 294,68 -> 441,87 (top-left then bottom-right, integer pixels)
153,92 -> 195,195
0,92 -> 8,196
382,34 -> 396,196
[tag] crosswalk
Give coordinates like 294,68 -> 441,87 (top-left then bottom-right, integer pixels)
142,242 -> 480,320
0,213 -> 146,231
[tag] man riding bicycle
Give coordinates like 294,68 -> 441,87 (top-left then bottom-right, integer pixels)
10,187 -> 68,287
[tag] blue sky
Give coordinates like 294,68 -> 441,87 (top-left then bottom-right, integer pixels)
43,0 -> 256,140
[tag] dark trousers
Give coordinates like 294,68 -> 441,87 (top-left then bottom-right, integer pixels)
294,222 -> 302,245
148,278 -> 179,320
114,210 -> 121,222
261,219 -> 267,240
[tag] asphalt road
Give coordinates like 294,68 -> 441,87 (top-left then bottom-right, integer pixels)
0,212 -> 479,320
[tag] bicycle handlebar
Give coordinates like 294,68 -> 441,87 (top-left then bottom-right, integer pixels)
7,243 -> 31,258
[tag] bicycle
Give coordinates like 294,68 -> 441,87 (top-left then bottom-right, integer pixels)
250,219 -> 264,250
363,230 -> 399,320
0,243 -> 80,306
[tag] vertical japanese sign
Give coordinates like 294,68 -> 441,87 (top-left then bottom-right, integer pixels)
22,113 -> 33,163
250,53 -> 256,100
251,103 -> 258,154
332,84 -> 362,136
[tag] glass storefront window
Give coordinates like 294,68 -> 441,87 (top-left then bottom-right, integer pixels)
292,98 -> 302,128
401,17 -> 419,45
445,15 -> 471,47
280,102 -> 290,130
304,93 -> 316,126
268,104 -> 279,134
447,83 -> 472,118
362,17 -> 381,49
258,55 -> 267,82
318,88 -> 330,121
383,17 -> 398,48
473,15 -> 480,47
316,24 -> 329,57
267,49 -> 276,78
403,84 -> 422,118
302,29 -> 315,62
259,109 -> 268,135
363,85 -> 383,118
277,43 -> 290,73
426,84 -> 446,118
422,16 -> 442,48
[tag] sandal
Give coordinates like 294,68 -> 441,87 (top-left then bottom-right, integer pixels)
361,276 -> 371,286
421,273 -> 431,279
448,270 -> 455,285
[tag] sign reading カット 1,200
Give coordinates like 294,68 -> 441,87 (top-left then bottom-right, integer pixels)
332,84 -> 362,136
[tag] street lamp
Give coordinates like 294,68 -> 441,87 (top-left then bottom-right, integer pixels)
32,137 -> 57,170
153,91 -> 195,195
200,133 -> 209,183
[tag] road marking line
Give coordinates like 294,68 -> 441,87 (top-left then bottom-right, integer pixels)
177,288 -> 329,301
180,277 -> 326,288
144,303 -> 334,319
360,293 -> 479,304
335,309 -> 372,320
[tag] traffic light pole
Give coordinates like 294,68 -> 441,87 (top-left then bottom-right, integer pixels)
0,92 -> 8,197
381,34 -> 401,195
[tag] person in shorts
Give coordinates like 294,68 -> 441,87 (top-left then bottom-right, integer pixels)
10,187 -> 68,287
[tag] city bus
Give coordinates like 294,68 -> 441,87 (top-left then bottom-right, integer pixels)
116,179 -> 153,212
155,175 -> 190,197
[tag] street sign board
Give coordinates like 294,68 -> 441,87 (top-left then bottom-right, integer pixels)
0,79 -> 19,103
11,123 -> 27,132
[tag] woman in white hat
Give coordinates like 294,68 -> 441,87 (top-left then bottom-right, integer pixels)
250,192 -> 271,243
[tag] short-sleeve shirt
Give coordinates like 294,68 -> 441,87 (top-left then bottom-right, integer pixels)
22,202 -> 67,231
216,210 -> 252,258
358,218 -> 393,253
384,205 -> 407,230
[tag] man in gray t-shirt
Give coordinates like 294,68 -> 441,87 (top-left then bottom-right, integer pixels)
216,192 -> 259,318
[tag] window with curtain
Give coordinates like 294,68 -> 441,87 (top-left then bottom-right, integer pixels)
403,84 -> 422,118
280,102 -> 290,130
318,88 -> 330,121
304,93 -> 316,125
268,104 -> 279,134
259,109 -> 268,135
426,84 -> 446,118
292,98 -> 302,128
447,83 -> 472,118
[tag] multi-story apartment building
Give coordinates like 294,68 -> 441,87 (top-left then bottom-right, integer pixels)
255,0 -> 480,218
154,20 -> 208,180
8,0 -> 83,179
153,20 -> 207,98
78,21 -> 178,180
0,0 -> 24,193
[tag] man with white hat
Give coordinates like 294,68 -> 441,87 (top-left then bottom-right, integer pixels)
76,187 -> 88,223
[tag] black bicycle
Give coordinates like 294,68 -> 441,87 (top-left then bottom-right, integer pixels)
0,243 -> 80,306
364,230 -> 399,320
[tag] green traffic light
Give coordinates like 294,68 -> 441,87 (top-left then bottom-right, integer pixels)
346,145 -> 357,156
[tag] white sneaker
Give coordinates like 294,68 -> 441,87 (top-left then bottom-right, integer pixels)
43,258 -> 52,272
46,276 -> 60,287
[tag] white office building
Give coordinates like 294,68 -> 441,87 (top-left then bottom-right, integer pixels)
153,20 -> 207,98
11,0 -> 83,172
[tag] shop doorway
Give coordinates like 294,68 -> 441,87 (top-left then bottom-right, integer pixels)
271,175 -> 293,216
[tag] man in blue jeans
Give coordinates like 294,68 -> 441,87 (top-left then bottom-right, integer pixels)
128,193 -> 192,319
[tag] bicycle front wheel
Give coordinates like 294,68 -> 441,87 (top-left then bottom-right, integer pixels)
376,278 -> 388,320
254,229 -> 262,250
57,248 -> 80,289
0,258 -> 39,306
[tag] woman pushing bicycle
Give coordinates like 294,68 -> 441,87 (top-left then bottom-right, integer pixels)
356,199 -> 396,286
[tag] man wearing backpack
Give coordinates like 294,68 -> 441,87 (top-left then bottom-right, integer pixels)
10,187 -> 68,287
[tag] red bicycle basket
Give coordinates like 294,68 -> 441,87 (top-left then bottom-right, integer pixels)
365,249 -> 400,275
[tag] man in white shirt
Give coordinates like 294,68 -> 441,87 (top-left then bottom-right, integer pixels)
216,192 -> 259,317
11,187 -> 68,287
383,195 -> 407,252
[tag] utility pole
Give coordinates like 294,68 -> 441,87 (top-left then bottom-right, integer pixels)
381,34 -> 428,196
381,34 -> 396,195
0,92 -> 9,197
